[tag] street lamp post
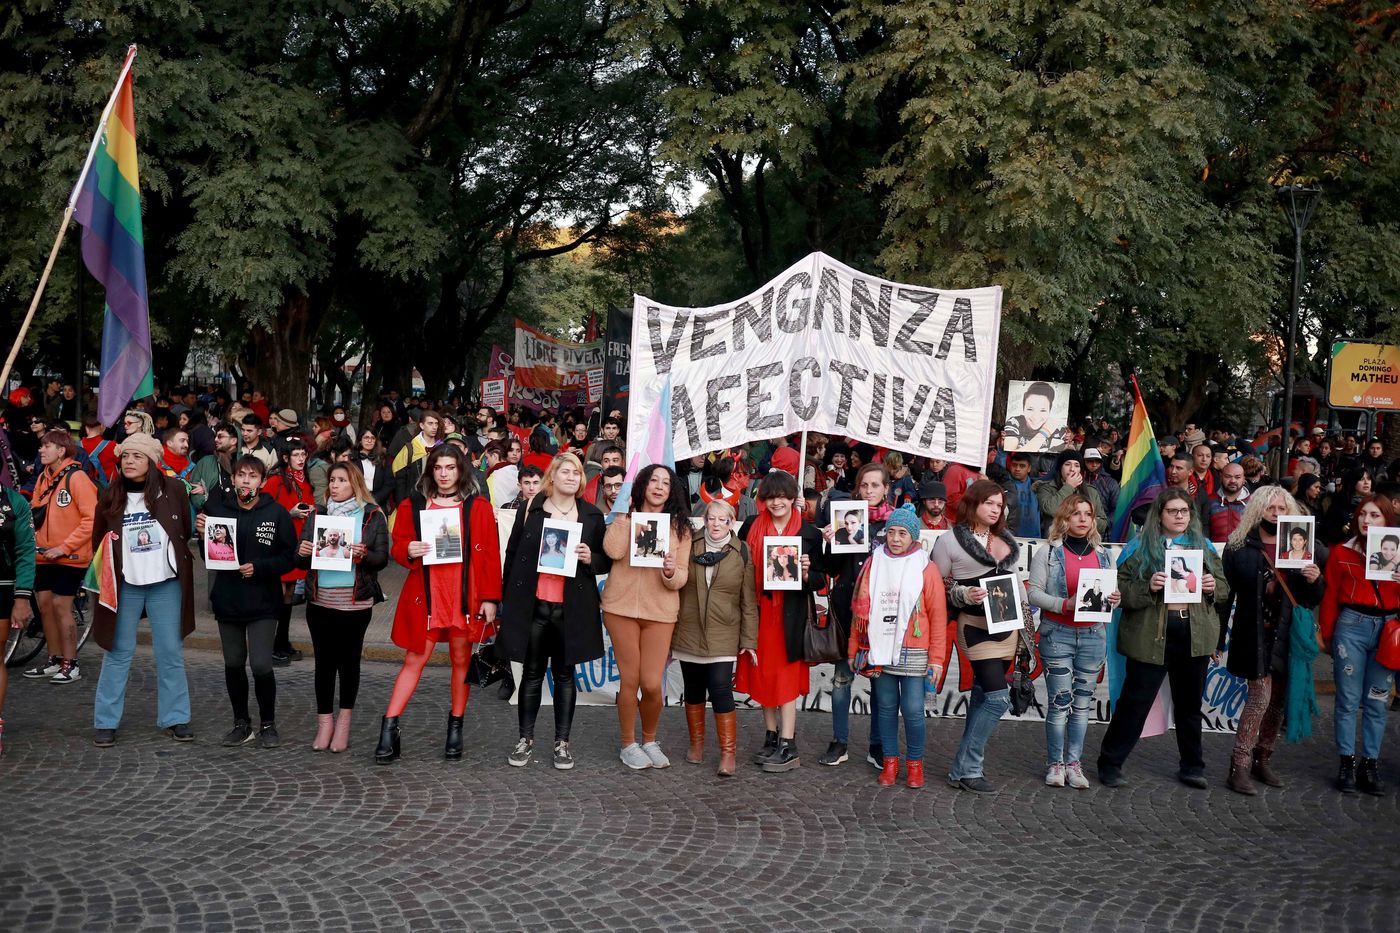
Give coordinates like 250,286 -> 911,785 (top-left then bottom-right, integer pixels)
1276,184 -> 1322,476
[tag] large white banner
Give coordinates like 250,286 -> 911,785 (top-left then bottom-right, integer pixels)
627,252 -> 1003,469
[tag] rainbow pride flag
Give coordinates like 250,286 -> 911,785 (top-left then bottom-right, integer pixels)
73,59 -> 155,427
1109,376 -> 1166,542
611,374 -> 674,519
82,532 -> 119,611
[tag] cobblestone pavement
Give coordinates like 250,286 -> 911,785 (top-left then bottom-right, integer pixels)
2,646 -> 1397,932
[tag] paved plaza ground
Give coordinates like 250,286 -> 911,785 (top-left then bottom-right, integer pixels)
2,640 -> 1397,933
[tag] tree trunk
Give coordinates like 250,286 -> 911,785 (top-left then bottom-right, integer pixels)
1383,410 -> 1400,461
243,291 -> 325,415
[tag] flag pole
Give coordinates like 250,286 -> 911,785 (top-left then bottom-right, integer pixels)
0,45 -> 139,394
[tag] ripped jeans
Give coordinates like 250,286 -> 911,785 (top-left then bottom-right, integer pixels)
1039,619 -> 1106,765
1331,608 -> 1395,759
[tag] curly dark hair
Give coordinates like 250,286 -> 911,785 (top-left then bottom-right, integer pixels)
629,464 -> 691,537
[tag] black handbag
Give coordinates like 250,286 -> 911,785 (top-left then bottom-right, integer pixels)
465,618 -> 513,696
1008,615 -> 1039,716
802,603 -> 844,663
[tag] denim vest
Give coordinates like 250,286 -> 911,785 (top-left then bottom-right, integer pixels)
1045,541 -> 1113,599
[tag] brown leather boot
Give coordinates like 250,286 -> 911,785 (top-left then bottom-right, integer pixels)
714,711 -> 737,777
684,704 -> 707,764
1227,759 -> 1257,796
1251,749 -> 1284,787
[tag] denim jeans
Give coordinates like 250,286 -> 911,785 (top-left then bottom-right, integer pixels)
1331,608 -> 1395,758
1040,620 -> 1107,765
949,684 -> 1010,780
831,658 -> 881,751
94,578 -> 190,730
873,673 -> 926,762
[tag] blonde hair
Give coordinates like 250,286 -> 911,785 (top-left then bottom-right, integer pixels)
1226,485 -> 1300,551
703,498 -> 736,521
542,452 -> 586,498
1048,493 -> 1103,547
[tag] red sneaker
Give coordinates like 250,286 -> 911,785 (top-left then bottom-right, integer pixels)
878,757 -> 900,786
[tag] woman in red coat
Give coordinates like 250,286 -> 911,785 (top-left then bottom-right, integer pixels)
375,444 -> 502,764
261,440 -> 315,663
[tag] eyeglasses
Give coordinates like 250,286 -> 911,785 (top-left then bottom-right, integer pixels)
1162,507 -> 1192,517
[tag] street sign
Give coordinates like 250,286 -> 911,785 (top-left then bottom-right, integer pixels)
1327,340 -> 1400,411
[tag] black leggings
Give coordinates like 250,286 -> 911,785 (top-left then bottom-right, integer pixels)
970,658 -> 1011,694
218,618 -> 277,724
305,604 -> 373,714
518,602 -> 577,742
679,660 -> 736,714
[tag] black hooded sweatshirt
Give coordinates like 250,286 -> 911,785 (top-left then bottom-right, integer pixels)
204,492 -> 297,622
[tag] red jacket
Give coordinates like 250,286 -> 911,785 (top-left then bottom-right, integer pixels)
1319,542 -> 1400,643
263,471 -> 314,581
390,494 -> 503,653
942,462 -> 980,517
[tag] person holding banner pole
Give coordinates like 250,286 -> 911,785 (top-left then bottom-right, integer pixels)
602,465 -> 692,770
736,470 -> 828,773
818,463 -> 894,768
932,480 -> 1021,794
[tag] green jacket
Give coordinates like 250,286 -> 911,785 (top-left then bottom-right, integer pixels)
1034,479 -> 1108,537
1116,545 -> 1230,664
0,487 -> 37,600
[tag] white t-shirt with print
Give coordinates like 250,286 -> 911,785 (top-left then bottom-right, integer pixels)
122,493 -> 177,585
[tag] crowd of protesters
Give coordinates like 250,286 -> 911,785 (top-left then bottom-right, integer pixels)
0,378 -> 1397,799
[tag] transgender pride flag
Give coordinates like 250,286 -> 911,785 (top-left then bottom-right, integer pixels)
72,47 -> 155,427
610,373 -> 674,519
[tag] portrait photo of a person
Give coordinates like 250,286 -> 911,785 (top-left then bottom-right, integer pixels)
833,509 -> 865,547
1285,526 -> 1312,564
1003,381 -> 1065,454
539,529 -> 567,570
1370,533 -> 1400,574
206,523 -> 235,563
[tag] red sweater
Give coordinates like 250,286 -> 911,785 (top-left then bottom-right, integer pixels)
1319,542 -> 1400,642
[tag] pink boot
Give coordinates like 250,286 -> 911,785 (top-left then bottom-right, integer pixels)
312,713 -> 335,752
330,708 -> 353,754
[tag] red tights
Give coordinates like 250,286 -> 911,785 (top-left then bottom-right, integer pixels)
387,635 -> 472,717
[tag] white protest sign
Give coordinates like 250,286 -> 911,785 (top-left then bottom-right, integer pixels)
627,252 -> 1001,468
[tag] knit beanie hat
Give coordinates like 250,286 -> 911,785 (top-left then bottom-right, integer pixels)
884,504 -> 922,539
118,432 -> 164,466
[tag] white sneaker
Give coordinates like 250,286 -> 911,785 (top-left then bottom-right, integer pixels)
1045,763 -> 1066,787
641,741 -> 671,769
619,743 -> 652,770
1065,761 -> 1090,789
50,662 -> 81,684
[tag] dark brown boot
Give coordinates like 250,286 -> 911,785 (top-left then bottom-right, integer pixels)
714,711 -> 737,777
684,704 -> 706,764
1227,760 -> 1257,796
1251,749 -> 1284,788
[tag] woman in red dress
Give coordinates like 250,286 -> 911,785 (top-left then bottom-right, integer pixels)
261,440 -> 315,663
375,445 -> 501,764
735,470 -> 827,773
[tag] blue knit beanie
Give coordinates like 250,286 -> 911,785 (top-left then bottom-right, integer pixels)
883,504 -> 922,539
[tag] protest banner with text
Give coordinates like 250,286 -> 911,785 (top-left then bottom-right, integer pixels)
627,253 -> 1002,468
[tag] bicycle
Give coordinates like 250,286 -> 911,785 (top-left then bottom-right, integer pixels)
3,591 -> 92,668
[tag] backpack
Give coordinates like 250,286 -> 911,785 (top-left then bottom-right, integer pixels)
79,440 -> 112,490
31,464 -> 82,531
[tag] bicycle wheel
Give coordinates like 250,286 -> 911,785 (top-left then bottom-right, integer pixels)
4,616 -> 46,668
73,591 -> 93,654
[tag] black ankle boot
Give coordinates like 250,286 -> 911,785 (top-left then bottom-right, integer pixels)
752,729 -> 778,765
375,716 -> 401,764
1336,754 -> 1357,794
1357,757 -> 1386,796
761,737 -> 800,773
444,714 -> 465,761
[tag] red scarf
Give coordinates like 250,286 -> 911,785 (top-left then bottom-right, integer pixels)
869,501 -> 893,523
747,504 -> 802,620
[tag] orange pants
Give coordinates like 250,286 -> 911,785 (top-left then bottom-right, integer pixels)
604,613 -> 674,745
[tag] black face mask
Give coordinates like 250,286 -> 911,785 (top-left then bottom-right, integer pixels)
1260,519 -> 1278,535
693,549 -> 731,568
